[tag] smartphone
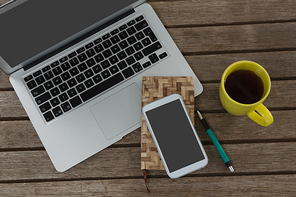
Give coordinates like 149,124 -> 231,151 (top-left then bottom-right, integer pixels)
142,94 -> 208,178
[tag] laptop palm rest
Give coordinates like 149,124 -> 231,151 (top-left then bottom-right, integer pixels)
90,83 -> 142,140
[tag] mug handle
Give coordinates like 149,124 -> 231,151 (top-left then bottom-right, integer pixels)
247,103 -> 274,126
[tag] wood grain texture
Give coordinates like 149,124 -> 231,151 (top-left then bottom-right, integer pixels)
141,76 -> 195,170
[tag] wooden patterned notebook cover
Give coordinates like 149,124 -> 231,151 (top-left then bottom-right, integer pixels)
141,76 -> 195,170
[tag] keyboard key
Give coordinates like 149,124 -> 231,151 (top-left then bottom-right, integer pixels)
77,47 -> 85,54
119,24 -> 127,31
84,79 -> 94,88
101,70 -> 111,79
69,58 -> 79,67
127,36 -> 137,45
117,61 -> 128,70
76,73 -> 86,83
117,51 -> 127,60
84,69 -> 94,78
94,44 -> 104,53
76,84 -> 86,93
142,41 -> 162,56
135,32 -> 145,41
67,88 -> 77,98
24,75 -> 33,82
119,31 -> 128,39
59,93 -> 69,102
39,102 -> 51,113
143,61 -> 152,68
61,62 -> 71,71
94,38 -> 102,44
135,20 -> 148,31
50,97 -> 60,107
159,52 -> 168,59
52,76 -> 63,85
70,96 -> 82,108
135,15 -> 144,22
111,45 -> 120,54
127,26 -> 136,35
78,62 -> 88,72
110,29 -> 119,35
125,46 -> 135,56
44,111 -> 54,122
44,71 -> 54,80
109,65 -> 119,74
61,72 -> 71,81
133,42 -> 143,50
127,19 -> 136,26
94,54 -> 104,63
149,53 -> 160,63
109,55 -> 119,64
42,66 -> 51,73
119,40 -> 128,49
110,35 -> 120,44
134,51 -> 144,61
52,106 -> 63,117
59,56 -> 68,63
143,27 -> 158,42
35,75 -> 45,85
69,67 -> 79,76
86,48 -> 96,58
102,33 -> 111,40
78,53 -> 88,62
86,58 -> 96,67
132,62 -> 143,73
50,87 -> 60,97
102,40 -> 112,49
35,92 -> 51,105
126,56 -> 136,65
59,83 -> 69,92
31,86 -> 45,97
101,60 -> 111,69
122,67 -> 135,79
61,101 -> 72,112
102,49 -> 112,58
27,80 -> 37,89
142,37 -> 151,46
93,65 -> 102,74
44,81 -> 54,90
68,51 -> 77,58
67,78 -> 77,87
53,66 -> 62,75
33,70 -> 42,77
85,42 -> 94,49
50,61 -> 59,68
93,74 -> 102,83
81,73 -> 124,102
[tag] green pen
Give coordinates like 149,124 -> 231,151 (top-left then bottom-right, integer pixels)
197,110 -> 234,172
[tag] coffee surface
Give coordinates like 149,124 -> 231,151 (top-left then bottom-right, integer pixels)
225,70 -> 264,104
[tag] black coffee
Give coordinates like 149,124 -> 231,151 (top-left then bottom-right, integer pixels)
225,70 -> 264,104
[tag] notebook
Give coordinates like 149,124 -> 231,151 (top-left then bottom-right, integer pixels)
141,76 -> 195,170
0,0 -> 203,172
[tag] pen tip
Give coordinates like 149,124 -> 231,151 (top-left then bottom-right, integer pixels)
229,166 -> 234,172
196,110 -> 203,119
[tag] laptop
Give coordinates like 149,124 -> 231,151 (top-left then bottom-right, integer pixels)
0,0 -> 203,172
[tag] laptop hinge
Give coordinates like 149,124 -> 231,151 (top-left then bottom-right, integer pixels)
24,9 -> 135,71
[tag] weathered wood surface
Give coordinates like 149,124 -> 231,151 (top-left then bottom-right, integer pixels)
1,0 -> 296,196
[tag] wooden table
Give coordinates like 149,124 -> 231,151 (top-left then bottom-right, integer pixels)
1,0 -> 296,196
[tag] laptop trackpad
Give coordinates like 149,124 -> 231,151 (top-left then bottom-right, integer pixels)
90,83 -> 142,140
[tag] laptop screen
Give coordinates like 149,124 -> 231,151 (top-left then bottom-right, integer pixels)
0,0 -> 142,74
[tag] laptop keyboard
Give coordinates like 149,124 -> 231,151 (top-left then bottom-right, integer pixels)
23,15 -> 168,122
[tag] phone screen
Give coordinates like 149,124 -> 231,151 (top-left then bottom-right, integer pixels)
145,99 -> 205,173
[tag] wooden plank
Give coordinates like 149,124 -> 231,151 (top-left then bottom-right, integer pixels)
0,174 -> 295,196
149,0 -> 296,26
168,23 -> 296,53
1,110 -> 296,149
0,142 -> 296,181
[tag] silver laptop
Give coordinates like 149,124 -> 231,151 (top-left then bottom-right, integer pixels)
0,0 -> 203,172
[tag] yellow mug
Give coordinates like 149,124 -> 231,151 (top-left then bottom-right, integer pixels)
219,60 -> 273,126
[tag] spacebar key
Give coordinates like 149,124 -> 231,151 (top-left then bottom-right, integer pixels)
81,73 -> 124,102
